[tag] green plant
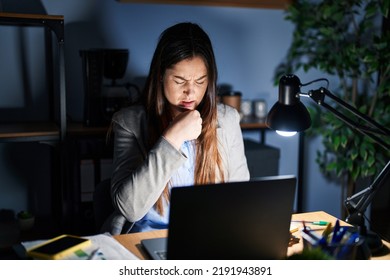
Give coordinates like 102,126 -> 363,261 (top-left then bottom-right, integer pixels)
287,248 -> 334,260
275,0 -> 390,217
17,210 -> 34,219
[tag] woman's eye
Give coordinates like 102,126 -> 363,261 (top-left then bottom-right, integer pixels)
196,77 -> 207,85
174,80 -> 185,85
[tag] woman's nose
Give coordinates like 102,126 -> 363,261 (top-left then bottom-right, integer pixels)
183,83 -> 195,95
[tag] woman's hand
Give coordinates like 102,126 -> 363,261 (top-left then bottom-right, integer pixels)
163,110 -> 202,150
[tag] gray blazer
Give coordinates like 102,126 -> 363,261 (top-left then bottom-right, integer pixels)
102,103 -> 250,234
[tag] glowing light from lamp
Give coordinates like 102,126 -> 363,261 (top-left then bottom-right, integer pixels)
276,130 -> 297,137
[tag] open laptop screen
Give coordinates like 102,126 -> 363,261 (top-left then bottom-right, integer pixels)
163,175 -> 296,260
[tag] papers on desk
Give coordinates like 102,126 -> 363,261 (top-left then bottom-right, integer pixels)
22,233 -> 139,260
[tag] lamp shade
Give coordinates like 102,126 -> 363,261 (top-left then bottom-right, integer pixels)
266,75 -> 311,132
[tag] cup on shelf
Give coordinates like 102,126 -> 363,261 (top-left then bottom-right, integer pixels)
220,91 -> 242,113
253,99 -> 267,119
241,99 -> 252,117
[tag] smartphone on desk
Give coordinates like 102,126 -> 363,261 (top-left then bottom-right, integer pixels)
27,234 -> 91,260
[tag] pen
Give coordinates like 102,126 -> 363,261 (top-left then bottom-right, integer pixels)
312,221 -> 329,225
291,220 -> 329,226
331,220 -> 347,244
302,220 -> 308,233
290,225 -> 299,233
87,248 -> 100,260
322,222 -> 333,238
317,222 -> 333,249
335,232 -> 360,259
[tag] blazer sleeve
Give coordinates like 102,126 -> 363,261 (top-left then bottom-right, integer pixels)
110,108 -> 186,223
217,104 -> 250,182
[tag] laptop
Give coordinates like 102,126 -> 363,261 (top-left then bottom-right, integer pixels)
141,175 -> 296,260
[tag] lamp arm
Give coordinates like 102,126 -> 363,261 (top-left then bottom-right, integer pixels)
315,88 -> 390,136
320,102 -> 390,151
302,86 -> 390,232
306,88 -> 390,151
344,159 -> 390,223
345,160 -> 390,212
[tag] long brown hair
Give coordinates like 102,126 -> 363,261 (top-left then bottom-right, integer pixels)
142,22 -> 225,214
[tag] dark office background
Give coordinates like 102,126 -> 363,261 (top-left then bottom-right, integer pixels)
0,0 -> 388,241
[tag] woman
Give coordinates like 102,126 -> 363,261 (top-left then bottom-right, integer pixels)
102,22 -> 250,235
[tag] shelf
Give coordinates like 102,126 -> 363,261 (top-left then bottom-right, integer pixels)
0,122 -> 60,142
0,12 -> 64,42
0,12 -> 66,142
67,123 -> 110,138
67,120 -> 267,137
240,116 -> 268,129
0,12 -> 67,232
67,119 -> 268,145
0,12 -> 63,20
117,0 -> 291,9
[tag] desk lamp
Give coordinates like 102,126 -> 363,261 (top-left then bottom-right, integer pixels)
266,74 -> 390,254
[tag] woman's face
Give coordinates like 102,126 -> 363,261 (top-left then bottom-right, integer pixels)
163,56 -> 208,117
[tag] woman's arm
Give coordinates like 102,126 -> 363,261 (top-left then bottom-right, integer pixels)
110,108 -> 186,222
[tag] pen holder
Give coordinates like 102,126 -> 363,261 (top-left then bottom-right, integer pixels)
301,226 -> 371,260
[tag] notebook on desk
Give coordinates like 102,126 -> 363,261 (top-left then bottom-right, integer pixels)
141,175 -> 296,260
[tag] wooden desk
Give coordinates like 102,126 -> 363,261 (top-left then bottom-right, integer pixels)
114,211 -> 390,260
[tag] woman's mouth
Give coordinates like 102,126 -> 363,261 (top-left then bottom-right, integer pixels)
180,101 -> 195,109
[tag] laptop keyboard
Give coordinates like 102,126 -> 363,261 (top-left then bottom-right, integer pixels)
155,250 -> 167,260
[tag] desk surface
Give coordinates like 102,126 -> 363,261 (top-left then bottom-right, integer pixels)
114,211 -> 390,260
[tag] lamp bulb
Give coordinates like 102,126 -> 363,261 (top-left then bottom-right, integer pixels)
276,130 -> 297,137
